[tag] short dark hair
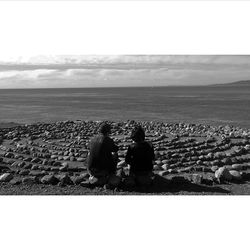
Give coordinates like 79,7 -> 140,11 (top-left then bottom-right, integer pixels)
130,126 -> 145,142
99,123 -> 111,134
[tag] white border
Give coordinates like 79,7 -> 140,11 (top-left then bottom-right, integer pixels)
1,2 -> 250,250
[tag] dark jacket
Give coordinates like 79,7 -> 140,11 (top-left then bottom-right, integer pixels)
125,141 -> 155,174
87,134 -> 118,175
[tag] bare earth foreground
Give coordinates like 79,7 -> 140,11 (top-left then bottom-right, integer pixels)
1,120 -> 250,195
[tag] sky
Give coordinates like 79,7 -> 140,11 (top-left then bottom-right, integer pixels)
0,55 -> 250,88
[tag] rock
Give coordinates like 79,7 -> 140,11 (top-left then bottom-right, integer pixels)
70,156 -> 75,161
161,164 -> 169,170
215,167 -> 232,182
56,173 -> 73,185
9,178 -> 22,185
76,157 -> 84,162
19,169 -> 30,176
61,162 -> 69,168
231,164 -> 244,171
42,159 -> 48,165
190,174 -> 203,184
71,174 -> 88,185
211,166 -> 219,172
0,164 -> 11,172
24,163 -> 33,169
52,161 -> 61,167
5,152 -> 14,158
117,160 -> 126,168
17,161 -> 26,168
31,157 -> 40,163
31,165 -> 39,170
51,155 -> 58,159
153,165 -> 163,171
158,170 -> 168,177
29,170 -> 46,177
80,179 -> 90,187
23,157 -> 32,162
229,170 -> 242,181
40,175 -> 59,185
22,176 -> 37,184
0,173 -> 13,182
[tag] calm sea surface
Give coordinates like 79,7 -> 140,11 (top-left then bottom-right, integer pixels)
0,86 -> 250,128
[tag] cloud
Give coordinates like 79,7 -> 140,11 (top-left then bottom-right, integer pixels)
1,55 -> 250,88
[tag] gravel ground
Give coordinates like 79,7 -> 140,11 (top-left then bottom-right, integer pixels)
1,180 -> 250,195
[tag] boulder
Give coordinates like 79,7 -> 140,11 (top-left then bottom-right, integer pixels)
215,167 -> 232,182
0,173 -> 13,182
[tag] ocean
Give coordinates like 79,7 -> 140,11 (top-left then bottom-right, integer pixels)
0,85 -> 250,128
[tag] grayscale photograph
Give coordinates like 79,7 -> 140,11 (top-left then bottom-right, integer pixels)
0,55 -> 250,195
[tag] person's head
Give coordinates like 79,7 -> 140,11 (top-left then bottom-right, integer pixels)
99,123 -> 112,135
130,125 -> 145,142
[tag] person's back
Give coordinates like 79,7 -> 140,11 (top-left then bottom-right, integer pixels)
86,123 -> 120,188
88,134 -> 118,175
125,125 -> 155,187
125,140 -> 154,174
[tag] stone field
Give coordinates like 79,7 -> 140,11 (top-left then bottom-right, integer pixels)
1,120 -> 250,195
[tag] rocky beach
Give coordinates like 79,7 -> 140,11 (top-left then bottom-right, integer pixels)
1,120 -> 250,195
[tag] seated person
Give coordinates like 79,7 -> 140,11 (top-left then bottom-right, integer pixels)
125,125 -> 155,186
87,123 -> 120,188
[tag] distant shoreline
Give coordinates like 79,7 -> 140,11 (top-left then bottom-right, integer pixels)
0,80 -> 249,90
